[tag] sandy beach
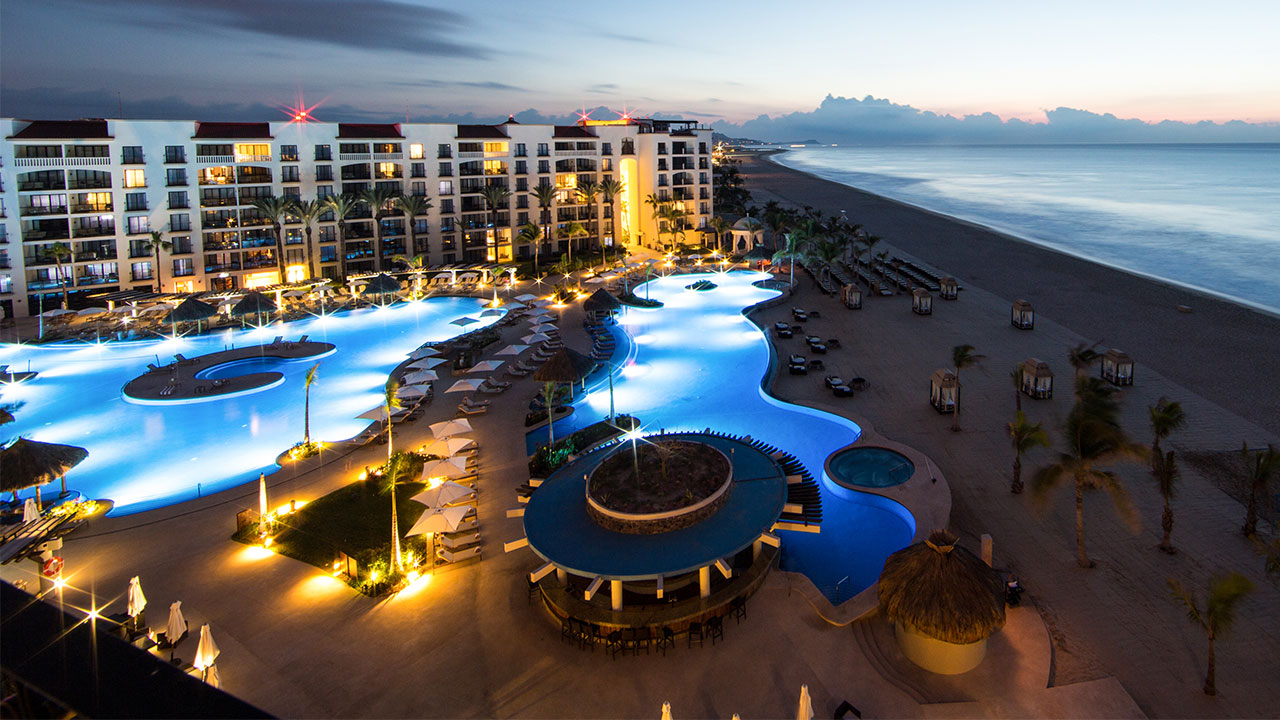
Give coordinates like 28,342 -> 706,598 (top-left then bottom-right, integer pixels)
740,151 -> 1280,438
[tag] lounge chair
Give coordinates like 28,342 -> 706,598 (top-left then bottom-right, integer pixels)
436,545 -> 481,564
439,531 -> 481,550
506,365 -> 532,378
824,375 -> 844,389
461,396 -> 491,407
458,403 -> 488,416
479,379 -> 510,394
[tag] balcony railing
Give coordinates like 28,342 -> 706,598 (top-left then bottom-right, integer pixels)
79,274 -> 120,286
373,152 -> 403,161
235,154 -> 272,163
17,180 -> 67,192
554,149 -> 595,156
196,155 -> 235,164
339,153 -> 372,161
20,205 -> 68,217
13,157 -> 111,168
72,227 -> 115,239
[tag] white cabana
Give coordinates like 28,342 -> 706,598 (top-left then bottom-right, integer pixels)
929,369 -> 958,413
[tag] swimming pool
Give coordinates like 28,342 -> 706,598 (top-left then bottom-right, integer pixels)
828,447 -> 915,489
553,270 -> 916,602
0,298 -> 502,514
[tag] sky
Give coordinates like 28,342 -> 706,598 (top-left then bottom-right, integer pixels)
2,0 -> 1278,136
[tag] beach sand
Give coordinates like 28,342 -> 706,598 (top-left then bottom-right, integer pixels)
739,151 -> 1280,438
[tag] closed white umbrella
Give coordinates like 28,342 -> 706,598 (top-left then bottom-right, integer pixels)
494,344 -> 529,356
445,379 -> 483,393
661,702 -> 673,720
451,316 -> 479,327
406,505 -> 472,536
206,664 -> 221,688
165,601 -> 187,646
411,480 -> 474,508
797,684 -> 814,720
402,370 -> 438,384
421,437 -> 474,457
409,346 -> 442,360
22,498 -> 40,523
194,623 -> 220,673
428,419 -> 472,438
406,357 -> 446,370
127,576 -> 147,619
419,457 -> 471,481
467,360 -> 503,373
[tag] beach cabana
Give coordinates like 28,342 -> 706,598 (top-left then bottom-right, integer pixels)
841,284 -> 862,310
939,277 -> 958,300
912,288 -> 933,316
929,369 -> 958,414
1011,299 -> 1035,330
877,529 -> 1005,675
729,217 -> 765,253
1100,348 -> 1134,386
1019,358 -> 1054,399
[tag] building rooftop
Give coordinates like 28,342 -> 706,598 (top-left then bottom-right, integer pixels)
336,123 -> 403,139
455,124 -> 509,139
553,125 -> 597,139
9,119 -> 111,140
193,122 -> 272,139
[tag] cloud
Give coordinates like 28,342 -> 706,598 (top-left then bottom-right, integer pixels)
50,0 -> 490,59
601,32 -> 658,45
391,80 -> 525,92
586,83 -> 620,94
717,94 -> 1280,144
0,86 -> 401,123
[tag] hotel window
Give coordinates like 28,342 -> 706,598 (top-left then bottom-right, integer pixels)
172,257 -> 195,277
537,143 -> 549,157
282,166 -> 300,182
340,143 -> 367,154
170,213 -> 191,231
373,143 -> 401,154
516,194 -> 528,208
164,145 -> 186,163
375,162 -> 400,179
518,211 -> 529,225
123,169 -> 146,188
483,142 -> 508,154
280,145 -> 299,161
314,144 -> 332,161
235,143 -> 270,161
439,162 -> 453,177
197,144 -> 232,157
126,216 -> 150,235
483,160 -> 507,175
283,187 -> 301,200
411,181 -> 426,196
166,168 -> 187,186
125,192 -> 148,212
657,143 -> 667,155
316,165 -> 333,181
700,172 -> 709,184
131,261 -> 153,281
516,177 -> 528,191
437,198 -> 453,214
602,158 -> 613,171
621,139 -> 634,155
319,226 -> 336,242
65,145 -> 108,158
320,245 -> 337,263
515,143 -> 527,157
515,160 -> 527,175
601,143 -> 612,155
410,143 -> 424,159
316,185 -> 333,199
122,146 -> 145,164
537,160 -> 550,174
171,236 -> 193,254
16,145 -> 61,158
437,144 -> 451,158
411,162 -> 425,178
341,182 -> 367,195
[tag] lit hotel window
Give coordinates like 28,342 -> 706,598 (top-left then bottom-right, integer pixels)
123,169 -> 146,188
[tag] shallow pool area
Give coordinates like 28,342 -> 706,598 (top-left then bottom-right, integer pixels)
828,447 -> 915,489
0,297 -> 502,514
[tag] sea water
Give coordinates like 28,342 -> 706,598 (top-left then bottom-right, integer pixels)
773,144 -> 1280,312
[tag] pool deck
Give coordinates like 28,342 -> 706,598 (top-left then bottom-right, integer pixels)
5,252 -> 1277,718
120,338 -> 335,403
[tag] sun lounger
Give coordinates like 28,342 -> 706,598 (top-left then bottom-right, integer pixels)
439,531 -> 481,550
436,545 -> 481,564
298,334 -> 309,343
458,403 -> 488,416
461,396 -> 491,407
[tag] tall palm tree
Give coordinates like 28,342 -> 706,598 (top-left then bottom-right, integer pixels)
1240,442 -> 1280,537
1167,572 -> 1255,696
772,226 -> 809,288
950,344 -> 985,432
644,193 -> 669,251
141,231 -> 171,293
661,204 -> 690,251
384,380 -> 404,572
532,181 -> 557,271
1154,449 -> 1180,553
763,202 -> 789,251
1149,398 -> 1186,466
291,199 -> 323,281
322,194 -> 358,281
46,242 -> 74,308
396,194 -> 433,258
1033,377 -> 1147,567
303,362 -> 320,448
598,178 -> 625,259
357,187 -> 396,273
809,236 -> 845,286
479,184 -> 512,263
516,223 -> 541,266
1011,362 -> 1025,413
393,254 -> 427,298
709,216 -> 731,254
1009,411 -> 1049,494
251,196 -> 295,284
577,179 -> 600,252
558,222 -> 588,266
1067,342 -> 1102,387
384,450 -> 416,576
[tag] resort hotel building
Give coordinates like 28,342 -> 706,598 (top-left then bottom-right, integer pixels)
0,116 -> 715,318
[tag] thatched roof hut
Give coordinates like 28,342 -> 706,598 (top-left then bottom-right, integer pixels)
231,291 -> 277,317
1,437 -> 89,495
534,348 -> 596,385
362,274 -> 402,295
878,529 -> 1005,645
166,298 -> 217,323
583,288 -> 621,314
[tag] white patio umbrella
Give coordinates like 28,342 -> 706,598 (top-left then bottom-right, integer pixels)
406,505 -> 473,537
494,344 -> 529,356
194,623 -> 220,680
428,418 -> 472,438
514,294 -> 539,303
283,289 -> 307,298
445,379 -> 484,393
165,601 -> 187,646
409,346 -> 442,360
797,684 -> 814,720
419,457 -> 471,481
141,304 -> 170,314
421,437 -> 475,457
521,333 -> 553,345
531,299 -> 554,307
411,480 -> 474,508
406,357 -> 446,370
402,370 -> 438,384
77,306 -> 109,316
356,406 -> 387,421
450,316 -> 478,327
22,498 -> 40,523
467,360 -> 503,373
127,576 -> 147,619
41,308 -> 77,317
480,308 -> 504,317
397,385 -> 429,400
530,323 -> 558,333
661,702 -> 673,720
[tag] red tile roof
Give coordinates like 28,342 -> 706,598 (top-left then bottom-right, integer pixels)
337,123 -> 403,138
553,125 -> 597,138
9,120 -> 111,140
455,124 -> 509,139
193,122 -> 272,139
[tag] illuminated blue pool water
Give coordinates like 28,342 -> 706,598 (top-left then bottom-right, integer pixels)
0,298 -> 501,514
829,447 -> 915,489
561,270 -> 916,601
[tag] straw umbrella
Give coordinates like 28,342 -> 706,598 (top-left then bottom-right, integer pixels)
877,529 -> 1005,674
362,273 -> 403,302
231,291 -> 277,326
583,288 -> 621,319
166,297 -> 218,334
533,348 -> 590,446
1,437 -> 89,502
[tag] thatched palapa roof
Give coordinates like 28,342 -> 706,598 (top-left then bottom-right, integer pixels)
877,529 -> 1005,644
0,438 -> 89,493
231,291 -> 277,316
583,288 -> 621,313
743,245 -> 773,261
533,348 -> 596,384
166,298 -> 217,323
362,274 -> 402,295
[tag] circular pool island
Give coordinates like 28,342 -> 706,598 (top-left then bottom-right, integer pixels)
586,440 -> 732,534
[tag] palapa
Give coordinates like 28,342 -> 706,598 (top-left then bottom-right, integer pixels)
0,438 -> 89,493
166,297 -> 217,323
533,348 -> 595,383
362,274 -> 402,295
231,291 -> 277,316
877,529 -> 1005,645
582,288 -> 621,313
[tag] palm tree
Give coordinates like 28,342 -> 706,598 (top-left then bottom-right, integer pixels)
384,450 -> 416,576
1033,377 -> 1146,568
709,216 -> 731,255
1067,342 -> 1102,387
479,184 -> 512,263
763,202 -> 789,251
396,194 -> 433,258
322,194 -> 358,281
577,179 -> 600,252
46,242 -> 74,309
141,231 -> 171,293
1240,442 -> 1280,537
516,223 -> 541,266
772,225 -> 810,288
357,188 -> 396,272
809,236 -> 845,286
393,254 -> 427,298
303,362 -> 320,448
292,199 -> 323,281
950,344 -> 985,432
1011,362 -> 1025,413
661,204 -> 690,251
251,196 -> 295,284
598,178 -> 625,259
1009,411 -> 1049,494
1149,398 -> 1186,469
383,380 -> 403,572
1154,449 -> 1180,553
558,222 -> 588,266
532,181 -> 557,271
1167,572 -> 1255,696
644,193 -> 669,251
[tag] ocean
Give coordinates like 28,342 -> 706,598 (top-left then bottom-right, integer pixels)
771,144 -> 1280,312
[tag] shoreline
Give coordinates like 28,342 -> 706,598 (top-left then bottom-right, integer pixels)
738,150 -> 1280,437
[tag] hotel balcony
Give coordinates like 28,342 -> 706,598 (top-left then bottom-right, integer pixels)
72,225 -> 115,239
197,155 -> 235,164
13,157 -> 111,169
79,273 -> 120,286
17,179 -> 67,192
20,204 -> 68,217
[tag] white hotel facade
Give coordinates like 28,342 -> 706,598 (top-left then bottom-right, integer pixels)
0,116 -> 714,318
